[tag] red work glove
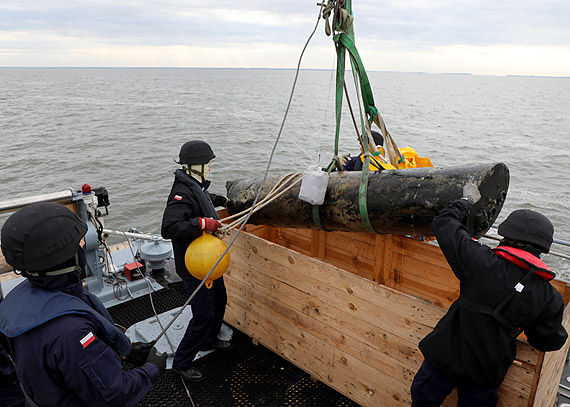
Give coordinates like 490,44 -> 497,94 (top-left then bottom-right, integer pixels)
199,217 -> 221,232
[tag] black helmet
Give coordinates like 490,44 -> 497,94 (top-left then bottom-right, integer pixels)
498,209 -> 554,253
178,140 -> 215,165
1,202 -> 88,272
371,130 -> 384,147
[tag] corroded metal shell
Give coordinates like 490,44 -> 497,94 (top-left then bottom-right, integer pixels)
226,163 -> 509,238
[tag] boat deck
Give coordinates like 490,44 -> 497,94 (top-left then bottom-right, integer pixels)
109,280 -> 358,406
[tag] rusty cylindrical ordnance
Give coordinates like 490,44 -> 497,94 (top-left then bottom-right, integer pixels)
226,162 -> 509,239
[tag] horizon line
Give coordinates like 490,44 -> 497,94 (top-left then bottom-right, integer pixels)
0,66 -> 568,79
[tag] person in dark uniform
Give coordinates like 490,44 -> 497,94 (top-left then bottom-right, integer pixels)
0,317 -> 24,407
343,129 -> 384,171
161,140 -> 231,383
411,183 -> 568,406
0,202 -> 167,407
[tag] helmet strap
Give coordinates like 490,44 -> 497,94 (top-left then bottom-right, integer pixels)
23,254 -> 83,277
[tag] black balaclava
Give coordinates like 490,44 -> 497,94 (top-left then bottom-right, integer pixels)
25,247 -> 87,291
498,239 -> 543,258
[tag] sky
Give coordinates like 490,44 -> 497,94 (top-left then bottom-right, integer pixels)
1,0 -> 569,76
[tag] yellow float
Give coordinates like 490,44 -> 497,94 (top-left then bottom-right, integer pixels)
184,231 -> 230,289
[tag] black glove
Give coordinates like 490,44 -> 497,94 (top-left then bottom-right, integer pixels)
145,347 -> 167,375
124,341 -> 156,366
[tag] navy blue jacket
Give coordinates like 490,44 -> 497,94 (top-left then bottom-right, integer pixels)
419,199 -> 567,387
0,296 -> 24,407
161,169 -> 226,278
0,281 -> 159,406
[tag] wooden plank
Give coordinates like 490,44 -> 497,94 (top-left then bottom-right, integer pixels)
321,231 -> 379,262
225,277 -> 414,406
228,249 -> 431,359
392,235 -> 451,270
317,242 -> 376,281
531,303 -> 570,405
397,267 -> 460,309
271,228 -> 313,256
381,234 -> 396,288
256,226 -> 570,308
227,247 -> 433,366
227,266 -> 539,406
551,279 -> 570,306
318,230 -> 327,259
264,226 -> 570,310
244,224 -> 270,239
224,231 -> 541,405
228,233 -> 446,338
250,227 -> 542,368
393,248 -> 458,291
229,232 -> 542,367
396,251 -> 458,285
286,227 -> 314,238
372,234 -> 387,285
515,341 -> 542,368
500,361 -> 537,405
310,230 -> 327,259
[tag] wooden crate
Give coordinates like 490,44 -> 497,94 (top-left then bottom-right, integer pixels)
223,225 -> 570,407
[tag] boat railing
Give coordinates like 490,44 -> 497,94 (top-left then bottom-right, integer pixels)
486,224 -> 570,261
0,189 -> 74,214
491,224 -> 570,248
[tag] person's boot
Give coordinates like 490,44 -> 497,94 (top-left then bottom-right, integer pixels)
173,365 -> 204,382
200,339 -> 233,352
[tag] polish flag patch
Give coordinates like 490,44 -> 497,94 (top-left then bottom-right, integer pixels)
174,195 -> 183,201
80,332 -> 96,349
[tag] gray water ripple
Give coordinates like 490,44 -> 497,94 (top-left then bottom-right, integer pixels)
1,67 -> 569,276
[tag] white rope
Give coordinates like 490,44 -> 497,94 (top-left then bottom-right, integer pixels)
217,172 -> 303,235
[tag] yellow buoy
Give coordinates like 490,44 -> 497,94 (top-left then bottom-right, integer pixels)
184,231 -> 230,289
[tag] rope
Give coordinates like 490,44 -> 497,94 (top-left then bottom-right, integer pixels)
343,81 -> 363,150
217,173 -> 303,235
120,232 -> 177,354
181,377 -> 196,407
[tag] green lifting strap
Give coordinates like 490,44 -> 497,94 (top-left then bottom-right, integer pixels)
312,204 -> 328,231
324,0 -> 378,234
333,31 -> 377,124
359,153 -> 379,234
328,41 -> 347,173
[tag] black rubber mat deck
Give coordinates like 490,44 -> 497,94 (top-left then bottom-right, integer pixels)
108,282 -> 359,407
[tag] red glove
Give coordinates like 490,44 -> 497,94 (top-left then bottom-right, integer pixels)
199,217 -> 221,232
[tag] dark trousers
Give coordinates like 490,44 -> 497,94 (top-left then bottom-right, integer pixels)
411,360 -> 498,407
173,274 -> 227,369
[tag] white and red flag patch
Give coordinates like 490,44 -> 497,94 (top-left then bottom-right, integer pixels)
174,195 -> 183,201
80,332 -> 96,348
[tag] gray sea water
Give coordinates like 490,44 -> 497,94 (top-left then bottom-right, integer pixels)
1,68 -> 569,276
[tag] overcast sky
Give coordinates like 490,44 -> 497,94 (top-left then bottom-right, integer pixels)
1,0 -> 569,76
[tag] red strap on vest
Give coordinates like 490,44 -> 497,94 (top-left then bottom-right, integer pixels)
493,246 -> 555,281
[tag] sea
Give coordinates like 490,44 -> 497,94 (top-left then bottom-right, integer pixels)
1,68 -> 569,277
